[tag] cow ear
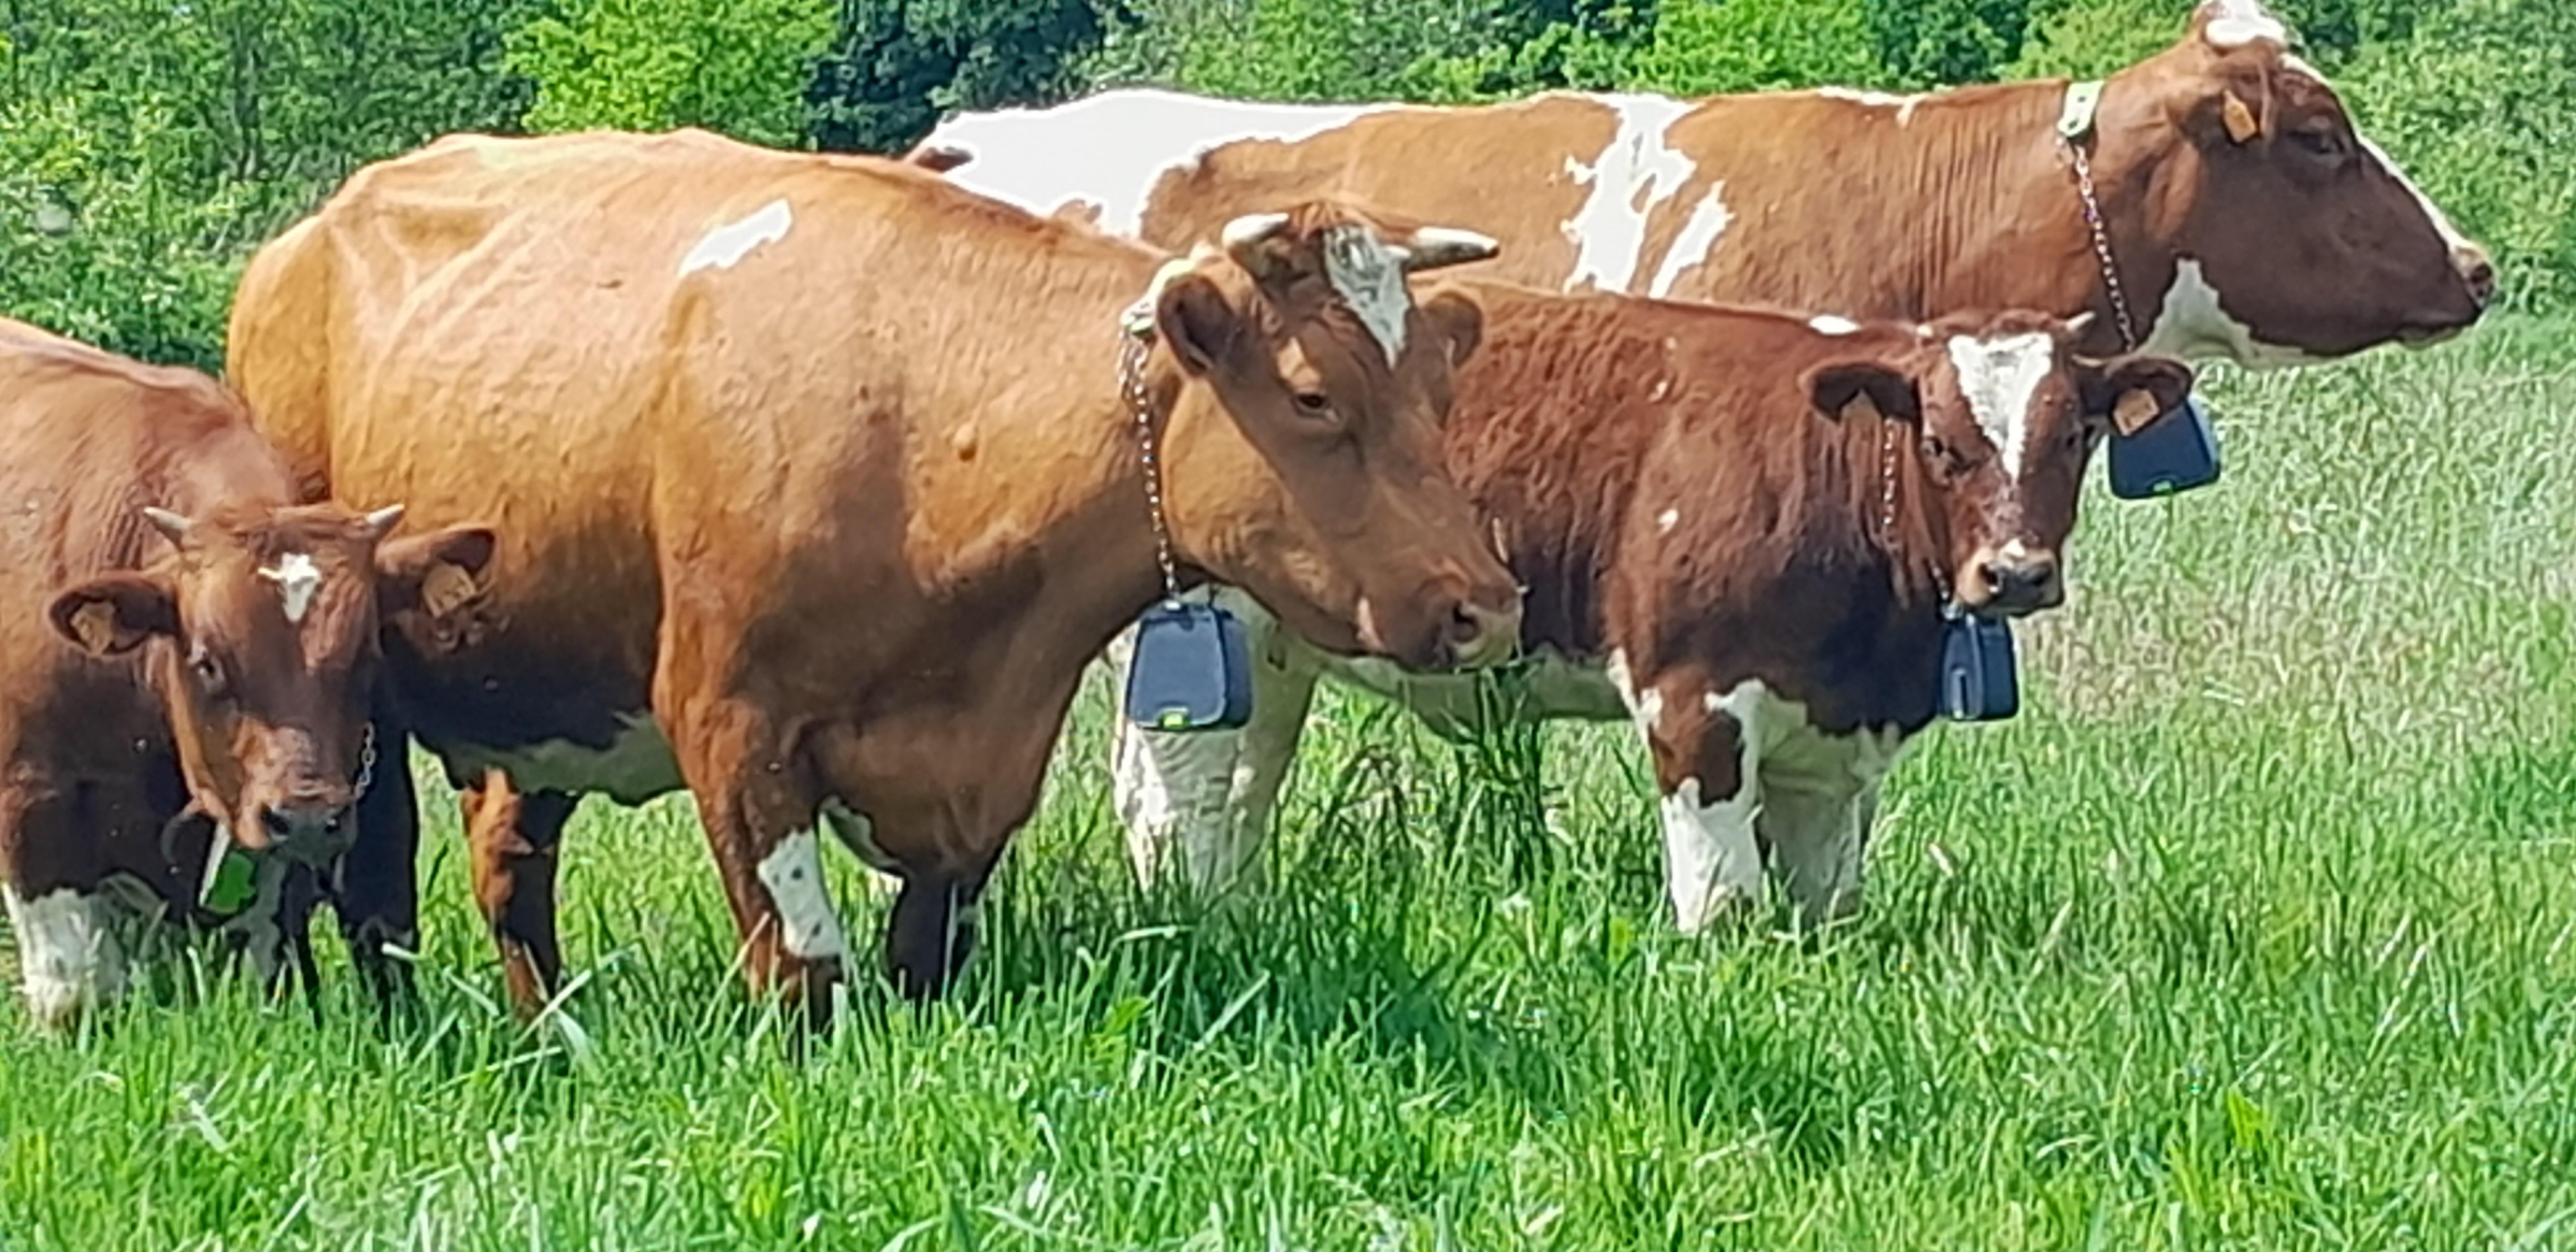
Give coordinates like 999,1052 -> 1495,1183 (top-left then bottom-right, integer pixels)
1804,359 -> 1921,424
1155,270 -> 1240,378
48,573 -> 178,657
377,524 -> 497,621
1416,287 -> 1484,369
2079,354 -> 2196,432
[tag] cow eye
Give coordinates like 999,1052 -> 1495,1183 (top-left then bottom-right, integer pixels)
1291,390 -> 1334,419
2291,127 -> 2341,158
187,644 -> 227,695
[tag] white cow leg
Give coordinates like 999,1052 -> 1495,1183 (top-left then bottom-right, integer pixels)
1621,663 -> 1768,933
1108,587 -> 1320,897
5,885 -> 127,1032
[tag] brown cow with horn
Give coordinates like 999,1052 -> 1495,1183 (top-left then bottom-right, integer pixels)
226,129 -> 1521,1014
0,318 -> 493,1030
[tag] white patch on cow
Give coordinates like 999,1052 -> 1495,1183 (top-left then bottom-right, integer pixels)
1808,314 -> 1862,336
2202,0 -> 2288,48
1647,184 -> 1731,298
2142,258 -> 2329,368
919,89 -> 1397,237
755,830 -> 847,960
1814,86 -> 1926,126
1654,678 -> 1772,932
1945,331 -> 2056,478
679,198 -> 793,276
5,886 -> 124,1030
1656,507 -> 1680,533
258,553 -> 321,624
1322,223 -> 1408,363
1561,95 -> 1703,294
440,713 -> 684,807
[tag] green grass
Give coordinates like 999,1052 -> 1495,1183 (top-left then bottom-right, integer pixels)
6,319 -> 2576,1251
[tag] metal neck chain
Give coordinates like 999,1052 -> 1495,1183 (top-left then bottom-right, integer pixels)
1873,411 -> 1956,609
1118,330 -> 1183,602
2066,138 -> 2142,352
352,721 -> 379,799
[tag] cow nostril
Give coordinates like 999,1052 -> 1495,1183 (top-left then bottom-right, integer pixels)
260,806 -> 296,841
1978,563 -> 2005,592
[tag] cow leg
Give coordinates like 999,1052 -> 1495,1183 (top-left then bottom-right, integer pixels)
1622,665 -> 1768,933
1106,587 -> 1319,896
337,701 -> 422,1007
0,784 -> 129,1031
884,864 -> 983,1001
659,694 -> 849,1018
462,770 -> 580,1016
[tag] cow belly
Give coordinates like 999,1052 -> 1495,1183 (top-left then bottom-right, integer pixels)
436,713 -> 685,806
1327,647 -> 1626,735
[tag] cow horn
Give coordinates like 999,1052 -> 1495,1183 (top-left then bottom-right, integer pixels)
1220,212 -> 1294,276
1392,227 -> 1501,274
357,504 -> 406,539
2064,311 -> 2099,337
140,506 -> 193,544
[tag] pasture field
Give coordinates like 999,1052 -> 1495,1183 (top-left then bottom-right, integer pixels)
5,317 -> 2575,1249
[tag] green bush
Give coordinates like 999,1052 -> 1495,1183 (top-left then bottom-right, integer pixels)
1611,0 -> 1886,95
806,0 -> 1110,154
510,0 -> 835,147
2005,0 -> 2181,80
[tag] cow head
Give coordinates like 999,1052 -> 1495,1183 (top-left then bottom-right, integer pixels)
1806,311 -> 2195,617
2106,0 -> 2492,363
1141,202 -> 1524,668
46,504 -> 495,867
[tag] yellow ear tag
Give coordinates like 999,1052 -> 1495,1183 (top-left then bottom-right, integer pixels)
420,562 -> 478,618
2223,93 -> 2262,144
2114,388 -> 2164,436
70,600 -> 118,654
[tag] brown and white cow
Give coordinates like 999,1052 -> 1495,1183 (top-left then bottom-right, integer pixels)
914,0 -> 2490,367
1108,290 -> 2191,922
0,318 -> 491,1030
225,128 -> 1521,1014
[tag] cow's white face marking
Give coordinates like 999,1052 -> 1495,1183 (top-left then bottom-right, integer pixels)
918,90 -> 1395,237
1656,507 -> 1680,533
1562,95 -> 1708,294
1322,224 -> 1408,363
1649,184 -> 1732,298
5,886 -> 124,1031
440,712 -> 684,806
1814,86 -> 1926,126
679,198 -> 793,276
1808,314 -> 1861,336
2143,259 -> 2329,368
1945,331 -> 2057,479
259,552 -> 321,624
2201,0 -> 2288,48
755,830 -> 848,960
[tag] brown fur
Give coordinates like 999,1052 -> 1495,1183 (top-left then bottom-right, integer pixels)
928,4 -> 2488,359
226,129 -> 1520,1012
0,318 -> 491,1029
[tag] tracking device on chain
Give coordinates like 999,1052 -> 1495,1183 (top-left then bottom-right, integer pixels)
2109,394 -> 2224,499
1938,606 -> 2020,722
1124,599 -> 1255,732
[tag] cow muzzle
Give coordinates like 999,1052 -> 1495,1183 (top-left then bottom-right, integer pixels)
1358,575 -> 1524,670
249,783 -> 358,862
1964,543 -> 2063,618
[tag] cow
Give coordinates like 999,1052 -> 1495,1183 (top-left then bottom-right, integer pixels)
224,128 -> 1524,1016
0,318 -> 493,1030
914,0 -> 2490,368
1104,289 -> 2193,923
911,0 -> 2490,900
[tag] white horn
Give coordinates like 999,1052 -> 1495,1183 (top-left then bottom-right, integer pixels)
1220,212 -> 1294,277
140,506 -> 193,544
1396,227 -> 1501,274
2064,310 -> 2099,337
357,504 -> 406,540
